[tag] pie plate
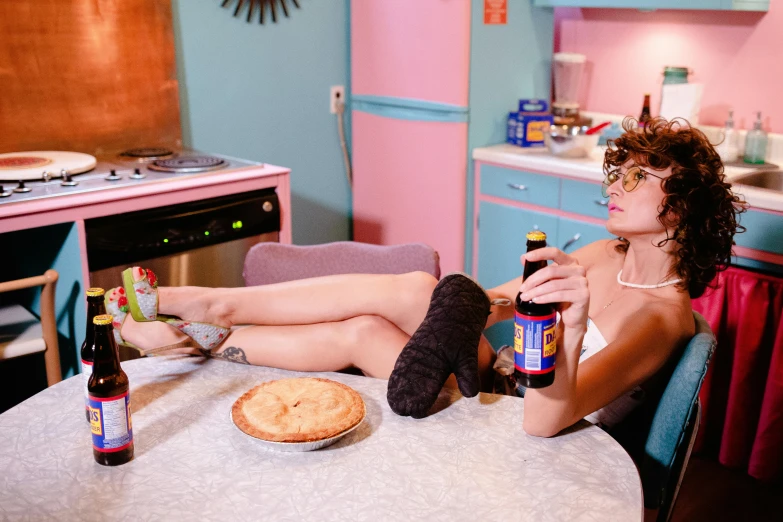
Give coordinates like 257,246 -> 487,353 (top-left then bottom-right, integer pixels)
229,401 -> 366,452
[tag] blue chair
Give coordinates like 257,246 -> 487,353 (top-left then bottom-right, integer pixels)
608,311 -> 715,522
486,311 -> 715,522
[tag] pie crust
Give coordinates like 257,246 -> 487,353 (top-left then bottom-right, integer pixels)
232,378 -> 365,443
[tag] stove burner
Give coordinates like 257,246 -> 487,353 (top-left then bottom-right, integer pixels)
148,156 -> 227,173
119,148 -> 175,160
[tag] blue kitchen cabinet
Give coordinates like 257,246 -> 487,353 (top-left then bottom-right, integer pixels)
734,209 -> 783,256
533,0 -> 768,11
732,208 -> 783,275
480,164 -> 561,209
557,216 -> 614,253
477,201 -> 559,289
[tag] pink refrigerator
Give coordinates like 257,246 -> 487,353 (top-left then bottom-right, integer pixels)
350,0 -> 471,274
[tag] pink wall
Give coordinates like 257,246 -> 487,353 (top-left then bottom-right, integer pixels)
555,4 -> 782,133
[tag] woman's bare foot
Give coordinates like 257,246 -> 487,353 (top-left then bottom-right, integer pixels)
127,266 -> 232,328
107,287 -> 200,356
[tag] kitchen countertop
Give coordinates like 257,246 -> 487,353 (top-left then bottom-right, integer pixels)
473,144 -> 783,213
0,163 -> 291,234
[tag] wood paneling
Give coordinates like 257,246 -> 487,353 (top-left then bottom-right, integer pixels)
0,0 -> 181,155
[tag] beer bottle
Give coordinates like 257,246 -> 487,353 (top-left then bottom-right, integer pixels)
638,93 -> 652,128
514,231 -> 557,388
87,314 -> 134,466
81,288 -> 106,422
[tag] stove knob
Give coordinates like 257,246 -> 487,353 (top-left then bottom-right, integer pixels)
130,167 -> 146,180
60,170 -> 79,187
13,180 -> 32,193
105,169 -> 122,181
42,171 -> 52,183
0,185 -> 12,198
262,201 -> 274,212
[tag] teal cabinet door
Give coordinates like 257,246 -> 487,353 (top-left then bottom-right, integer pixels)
533,0 -> 767,11
734,209 -> 783,255
556,217 -> 614,254
477,201 -> 558,289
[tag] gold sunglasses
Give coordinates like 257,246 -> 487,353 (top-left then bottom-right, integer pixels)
602,165 -> 666,198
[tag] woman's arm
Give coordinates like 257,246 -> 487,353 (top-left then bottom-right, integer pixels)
522,306 -> 683,437
517,246 -> 688,436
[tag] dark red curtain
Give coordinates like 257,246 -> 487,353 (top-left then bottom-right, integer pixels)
692,266 -> 783,481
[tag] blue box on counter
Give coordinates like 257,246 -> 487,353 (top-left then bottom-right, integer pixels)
507,99 -> 553,148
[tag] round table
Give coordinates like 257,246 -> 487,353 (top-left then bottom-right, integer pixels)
0,357 -> 642,521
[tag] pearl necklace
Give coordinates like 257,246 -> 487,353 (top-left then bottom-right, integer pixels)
617,270 -> 682,289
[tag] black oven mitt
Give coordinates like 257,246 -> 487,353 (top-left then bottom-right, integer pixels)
387,273 -> 491,418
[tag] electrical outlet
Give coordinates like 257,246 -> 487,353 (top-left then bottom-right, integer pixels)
330,85 -> 345,114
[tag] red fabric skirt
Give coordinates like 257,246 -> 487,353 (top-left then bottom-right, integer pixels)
692,266 -> 783,481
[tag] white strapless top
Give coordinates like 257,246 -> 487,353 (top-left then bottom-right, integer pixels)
493,317 -> 645,429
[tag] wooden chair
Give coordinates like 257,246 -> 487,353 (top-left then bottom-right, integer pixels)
0,270 -> 62,386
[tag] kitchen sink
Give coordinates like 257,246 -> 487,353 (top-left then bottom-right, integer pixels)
730,170 -> 783,192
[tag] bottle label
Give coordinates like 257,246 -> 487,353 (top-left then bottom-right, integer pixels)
81,359 -> 92,394
81,359 -> 93,414
88,392 -> 133,453
514,310 -> 557,374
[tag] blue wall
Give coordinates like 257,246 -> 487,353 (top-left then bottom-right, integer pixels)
465,1 -> 554,271
172,0 -> 351,245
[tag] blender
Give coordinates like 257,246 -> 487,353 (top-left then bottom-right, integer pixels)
552,52 -> 587,125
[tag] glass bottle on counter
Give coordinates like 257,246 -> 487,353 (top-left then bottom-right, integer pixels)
638,94 -> 652,128
716,110 -> 739,163
743,111 -> 768,165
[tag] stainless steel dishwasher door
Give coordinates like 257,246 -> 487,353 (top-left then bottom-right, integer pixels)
89,231 -> 279,290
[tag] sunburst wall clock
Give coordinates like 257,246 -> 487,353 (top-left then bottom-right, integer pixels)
220,0 -> 301,24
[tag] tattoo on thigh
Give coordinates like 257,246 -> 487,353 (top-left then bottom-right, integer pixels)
210,346 -> 250,365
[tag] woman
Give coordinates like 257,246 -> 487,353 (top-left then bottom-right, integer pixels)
106,117 -> 745,437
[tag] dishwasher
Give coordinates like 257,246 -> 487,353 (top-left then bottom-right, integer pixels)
86,188 -> 281,291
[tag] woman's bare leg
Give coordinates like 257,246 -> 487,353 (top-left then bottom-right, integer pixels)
156,271 -> 438,336
120,310 -> 497,385
210,315 -> 409,378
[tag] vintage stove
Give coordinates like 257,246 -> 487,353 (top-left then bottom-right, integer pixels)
0,148 -> 262,205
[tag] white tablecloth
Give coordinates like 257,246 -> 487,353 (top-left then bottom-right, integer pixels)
0,356 -> 642,521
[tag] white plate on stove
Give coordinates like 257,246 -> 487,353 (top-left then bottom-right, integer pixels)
0,151 -> 97,181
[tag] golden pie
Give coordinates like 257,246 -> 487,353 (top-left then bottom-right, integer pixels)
231,377 -> 365,443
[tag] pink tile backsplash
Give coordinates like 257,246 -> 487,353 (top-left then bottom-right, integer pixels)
555,4 -> 783,133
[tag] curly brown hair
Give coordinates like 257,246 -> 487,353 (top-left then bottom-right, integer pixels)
603,117 -> 746,298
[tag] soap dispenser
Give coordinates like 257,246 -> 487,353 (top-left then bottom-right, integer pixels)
744,111 -> 768,165
716,110 -> 738,163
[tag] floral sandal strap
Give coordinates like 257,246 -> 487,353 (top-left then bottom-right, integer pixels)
105,290 -> 131,348
162,318 -> 230,353
121,267 -> 159,322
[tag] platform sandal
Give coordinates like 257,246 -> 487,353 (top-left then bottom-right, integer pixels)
118,268 -> 231,354
104,287 -> 193,356
121,266 -> 159,322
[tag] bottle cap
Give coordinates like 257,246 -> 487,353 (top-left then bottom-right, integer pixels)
86,288 -> 105,297
93,314 -> 113,326
526,230 -> 547,241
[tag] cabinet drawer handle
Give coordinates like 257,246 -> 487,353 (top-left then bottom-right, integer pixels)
562,233 -> 581,251
595,199 -> 609,207
507,183 -> 528,191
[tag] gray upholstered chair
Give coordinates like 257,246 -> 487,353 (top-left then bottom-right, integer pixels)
243,241 -> 441,286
